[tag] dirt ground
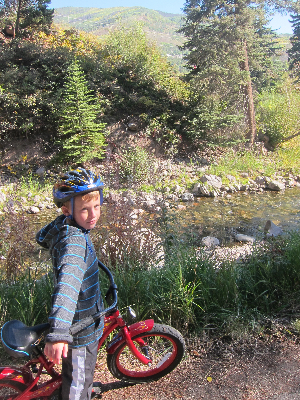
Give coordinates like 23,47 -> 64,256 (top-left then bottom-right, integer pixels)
1,326 -> 300,399
91,330 -> 300,400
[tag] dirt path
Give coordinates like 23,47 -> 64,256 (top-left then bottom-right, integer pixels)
94,332 -> 300,399
1,329 -> 300,399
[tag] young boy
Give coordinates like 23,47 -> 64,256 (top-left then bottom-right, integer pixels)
36,168 -> 105,400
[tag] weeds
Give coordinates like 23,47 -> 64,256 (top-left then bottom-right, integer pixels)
1,179 -> 300,339
207,148 -> 300,180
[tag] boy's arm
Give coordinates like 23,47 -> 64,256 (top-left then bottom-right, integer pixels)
44,341 -> 68,365
47,234 -> 88,343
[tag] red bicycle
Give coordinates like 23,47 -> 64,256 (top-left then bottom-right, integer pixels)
0,261 -> 185,399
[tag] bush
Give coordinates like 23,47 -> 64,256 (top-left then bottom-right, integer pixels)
256,78 -> 300,147
116,146 -> 155,186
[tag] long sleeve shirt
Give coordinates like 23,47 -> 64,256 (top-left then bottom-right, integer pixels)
36,215 -> 104,347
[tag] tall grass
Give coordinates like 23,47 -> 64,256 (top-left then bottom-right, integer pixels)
0,267 -> 53,326
101,232 -> 300,335
1,191 -> 300,338
207,147 -> 300,181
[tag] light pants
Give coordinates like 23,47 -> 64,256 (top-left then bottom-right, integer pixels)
61,340 -> 99,400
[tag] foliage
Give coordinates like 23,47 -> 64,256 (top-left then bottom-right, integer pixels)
0,268 -> 53,326
56,60 -> 107,163
101,24 -> 188,102
206,145 -> 300,179
288,13 -> 300,78
179,0 -> 288,142
1,180 -> 300,334
0,25 -> 189,158
116,146 -> 155,186
0,0 -> 54,38
52,6 -> 185,70
93,198 -> 162,270
256,77 -> 300,146
143,113 -> 182,155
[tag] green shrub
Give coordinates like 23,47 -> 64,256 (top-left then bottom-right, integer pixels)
117,146 -> 155,186
256,78 -> 300,147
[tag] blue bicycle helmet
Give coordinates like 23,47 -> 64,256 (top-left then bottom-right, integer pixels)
53,168 -> 104,208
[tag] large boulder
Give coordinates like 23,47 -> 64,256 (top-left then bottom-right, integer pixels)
200,174 -> 223,189
267,180 -> 285,191
264,220 -> 283,237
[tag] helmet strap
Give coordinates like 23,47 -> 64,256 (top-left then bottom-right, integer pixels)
70,197 -> 74,220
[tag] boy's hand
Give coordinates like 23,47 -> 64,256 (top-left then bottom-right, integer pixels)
44,342 -> 68,365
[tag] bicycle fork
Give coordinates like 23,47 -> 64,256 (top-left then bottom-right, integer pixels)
106,318 -> 155,365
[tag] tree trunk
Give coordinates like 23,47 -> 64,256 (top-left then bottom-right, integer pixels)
15,0 -> 23,36
240,40 -> 256,146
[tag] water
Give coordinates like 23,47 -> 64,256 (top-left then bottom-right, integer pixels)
32,188 -> 300,247
168,187 -> 300,245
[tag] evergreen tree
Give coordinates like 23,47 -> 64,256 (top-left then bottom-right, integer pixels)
288,14 -> 300,79
0,0 -> 53,37
180,0 -> 291,145
57,60 -> 107,163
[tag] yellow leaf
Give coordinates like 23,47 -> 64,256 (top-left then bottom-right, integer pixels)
207,376 -> 212,382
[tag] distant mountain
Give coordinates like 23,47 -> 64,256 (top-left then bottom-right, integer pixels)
53,6 -> 186,69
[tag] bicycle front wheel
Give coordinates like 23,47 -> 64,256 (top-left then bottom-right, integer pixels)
107,323 -> 185,383
0,380 -> 27,399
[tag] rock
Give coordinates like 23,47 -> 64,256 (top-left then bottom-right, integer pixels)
267,180 -> 285,191
181,193 -> 194,202
235,234 -> 255,243
177,205 -> 186,210
240,172 -> 249,178
255,176 -> 266,186
226,175 -> 236,183
166,194 -> 179,201
128,122 -> 138,131
200,174 -> 223,189
143,199 -> 156,211
173,184 -> 182,193
198,184 -> 212,197
264,220 -> 283,237
35,167 -> 45,176
202,236 -> 220,248
107,192 -> 121,203
28,206 -> 40,214
0,190 -> 6,203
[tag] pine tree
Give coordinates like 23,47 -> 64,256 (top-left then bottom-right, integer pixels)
57,60 -> 106,163
180,0 -> 291,145
0,0 -> 54,38
288,14 -> 300,79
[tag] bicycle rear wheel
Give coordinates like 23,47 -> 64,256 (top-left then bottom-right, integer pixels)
107,323 -> 185,383
0,380 -> 27,399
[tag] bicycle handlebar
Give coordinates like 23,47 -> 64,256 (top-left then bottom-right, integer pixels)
69,261 -> 118,336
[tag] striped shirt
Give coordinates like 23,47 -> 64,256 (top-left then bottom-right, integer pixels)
36,215 -> 104,347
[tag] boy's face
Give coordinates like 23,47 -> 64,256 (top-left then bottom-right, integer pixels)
62,194 -> 101,230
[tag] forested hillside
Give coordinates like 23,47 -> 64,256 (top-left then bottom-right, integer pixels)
53,7 -> 185,69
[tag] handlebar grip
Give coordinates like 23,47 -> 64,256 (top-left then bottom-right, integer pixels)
69,316 -> 94,335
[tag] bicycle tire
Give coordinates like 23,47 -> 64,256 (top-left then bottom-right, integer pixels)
0,380 -> 27,399
107,323 -> 185,383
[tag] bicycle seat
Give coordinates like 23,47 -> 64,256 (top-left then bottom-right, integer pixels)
1,320 -> 50,358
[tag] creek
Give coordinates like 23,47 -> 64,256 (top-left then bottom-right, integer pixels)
167,187 -> 300,246
31,187 -> 300,247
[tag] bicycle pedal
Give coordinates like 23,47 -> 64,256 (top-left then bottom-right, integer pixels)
91,383 -> 102,398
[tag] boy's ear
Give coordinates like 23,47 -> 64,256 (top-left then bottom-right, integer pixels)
61,205 -> 71,216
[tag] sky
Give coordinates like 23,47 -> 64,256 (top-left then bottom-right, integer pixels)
49,0 -> 294,34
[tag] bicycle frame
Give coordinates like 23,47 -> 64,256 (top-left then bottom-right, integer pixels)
0,309 -> 155,399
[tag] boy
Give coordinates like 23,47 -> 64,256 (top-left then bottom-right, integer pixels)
36,168 -> 105,400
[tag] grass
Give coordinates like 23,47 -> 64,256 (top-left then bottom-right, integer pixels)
206,145 -> 300,181
0,152 -> 300,337
0,211 -> 300,340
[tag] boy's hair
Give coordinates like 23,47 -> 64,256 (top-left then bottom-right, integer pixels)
62,191 -> 100,208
